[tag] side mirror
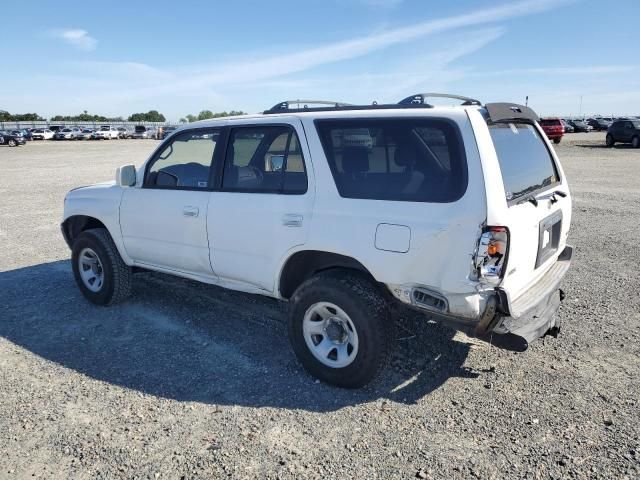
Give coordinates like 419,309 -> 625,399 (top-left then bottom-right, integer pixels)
116,164 -> 136,187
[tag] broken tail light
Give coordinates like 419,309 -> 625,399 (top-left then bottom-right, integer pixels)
474,226 -> 509,285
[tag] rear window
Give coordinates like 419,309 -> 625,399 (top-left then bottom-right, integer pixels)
315,118 -> 467,203
135,126 -> 146,133
489,122 -> 559,202
540,119 -> 561,126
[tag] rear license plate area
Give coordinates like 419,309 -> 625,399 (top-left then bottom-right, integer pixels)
535,210 -> 562,268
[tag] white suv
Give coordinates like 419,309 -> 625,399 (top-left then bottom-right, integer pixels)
91,125 -> 120,140
61,94 -> 573,388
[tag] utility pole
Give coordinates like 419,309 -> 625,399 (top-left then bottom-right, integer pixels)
525,96 -> 529,107
579,95 -> 583,118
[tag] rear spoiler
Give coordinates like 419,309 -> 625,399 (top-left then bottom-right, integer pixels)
485,103 -> 539,123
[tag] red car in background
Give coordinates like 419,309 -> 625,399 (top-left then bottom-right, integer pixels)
539,117 -> 564,144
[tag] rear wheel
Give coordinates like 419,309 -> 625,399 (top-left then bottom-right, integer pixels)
71,228 -> 132,305
553,137 -> 561,144
606,134 -> 615,147
632,136 -> 640,148
288,271 -> 393,388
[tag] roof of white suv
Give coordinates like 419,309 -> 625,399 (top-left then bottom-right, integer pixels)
177,94 -> 540,132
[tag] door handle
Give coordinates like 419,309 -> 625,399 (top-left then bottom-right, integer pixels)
183,206 -> 199,217
282,214 -> 303,227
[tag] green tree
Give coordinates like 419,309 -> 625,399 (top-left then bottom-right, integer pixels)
182,110 -> 246,122
128,110 -> 166,122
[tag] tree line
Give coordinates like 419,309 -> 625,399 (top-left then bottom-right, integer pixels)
1,109 -> 246,123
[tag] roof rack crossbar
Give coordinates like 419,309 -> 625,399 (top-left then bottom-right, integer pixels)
399,92 -> 482,106
266,99 -> 353,113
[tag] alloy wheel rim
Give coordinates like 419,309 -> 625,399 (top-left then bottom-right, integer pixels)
78,247 -> 104,292
302,302 -> 359,368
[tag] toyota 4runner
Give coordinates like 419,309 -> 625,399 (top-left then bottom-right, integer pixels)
61,93 -> 573,388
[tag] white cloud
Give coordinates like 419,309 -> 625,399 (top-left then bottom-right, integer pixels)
52,29 -> 97,51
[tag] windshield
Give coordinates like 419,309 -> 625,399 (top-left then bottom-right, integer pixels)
489,122 -> 559,202
135,126 -> 146,133
100,126 -> 110,131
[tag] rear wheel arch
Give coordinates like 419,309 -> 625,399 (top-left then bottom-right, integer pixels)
278,250 -> 378,299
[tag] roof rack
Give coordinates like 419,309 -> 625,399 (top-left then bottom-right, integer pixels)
399,92 -> 482,106
265,100 -> 353,113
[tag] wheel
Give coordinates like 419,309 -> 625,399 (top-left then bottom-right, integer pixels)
553,137 -> 561,144
606,134 -> 615,147
632,136 -> 640,148
8,139 -> 17,147
288,271 -> 393,388
71,228 -> 132,305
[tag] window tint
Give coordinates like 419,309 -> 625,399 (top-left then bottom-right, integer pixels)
222,126 -> 307,194
145,129 -> 219,189
489,122 -> 559,202
315,118 -> 467,202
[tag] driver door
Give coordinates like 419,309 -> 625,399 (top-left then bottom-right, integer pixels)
119,128 -> 221,278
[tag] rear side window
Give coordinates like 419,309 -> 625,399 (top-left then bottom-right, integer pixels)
489,123 -> 559,202
315,118 -> 467,202
222,126 -> 308,194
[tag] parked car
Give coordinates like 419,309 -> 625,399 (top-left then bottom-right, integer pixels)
0,130 -> 26,146
31,128 -> 54,140
161,126 -> 178,139
61,94 -> 573,388
91,125 -> 120,140
131,125 -> 157,139
77,129 -> 94,140
539,117 -> 564,144
560,119 -> 574,133
606,119 -> 640,148
117,127 -> 133,139
54,128 -> 82,140
11,129 -> 33,141
587,118 -> 611,131
569,120 -> 592,133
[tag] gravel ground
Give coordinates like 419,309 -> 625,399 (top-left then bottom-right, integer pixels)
0,134 -> 638,479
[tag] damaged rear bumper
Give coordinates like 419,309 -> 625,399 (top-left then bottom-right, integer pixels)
474,245 -> 573,351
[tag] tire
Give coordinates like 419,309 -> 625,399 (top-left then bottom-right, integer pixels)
8,139 -> 16,147
288,270 -> 393,388
553,137 -> 561,144
71,228 -> 132,305
632,136 -> 640,148
606,134 -> 615,147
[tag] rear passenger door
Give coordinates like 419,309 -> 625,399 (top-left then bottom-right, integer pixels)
207,120 -> 314,292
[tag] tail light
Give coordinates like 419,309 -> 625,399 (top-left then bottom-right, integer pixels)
473,226 -> 509,285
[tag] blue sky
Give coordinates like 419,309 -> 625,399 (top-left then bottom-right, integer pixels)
2,0 -> 639,121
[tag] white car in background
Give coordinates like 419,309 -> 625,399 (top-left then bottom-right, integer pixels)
91,125 -> 120,140
31,128 -> 54,140
54,128 -> 82,140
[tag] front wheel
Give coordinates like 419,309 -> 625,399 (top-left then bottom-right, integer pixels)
71,228 -> 132,305
288,271 -> 393,388
632,136 -> 640,148
553,137 -> 561,144
606,134 -> 615,147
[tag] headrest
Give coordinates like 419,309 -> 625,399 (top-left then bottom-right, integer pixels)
342,147 -> 369,174
394,144 -> 418,167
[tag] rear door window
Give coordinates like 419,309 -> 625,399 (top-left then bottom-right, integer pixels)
315,118 -> 467,202
489,122 -> 559,203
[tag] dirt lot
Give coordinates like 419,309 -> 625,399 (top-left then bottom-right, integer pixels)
0,134 -> 638,479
